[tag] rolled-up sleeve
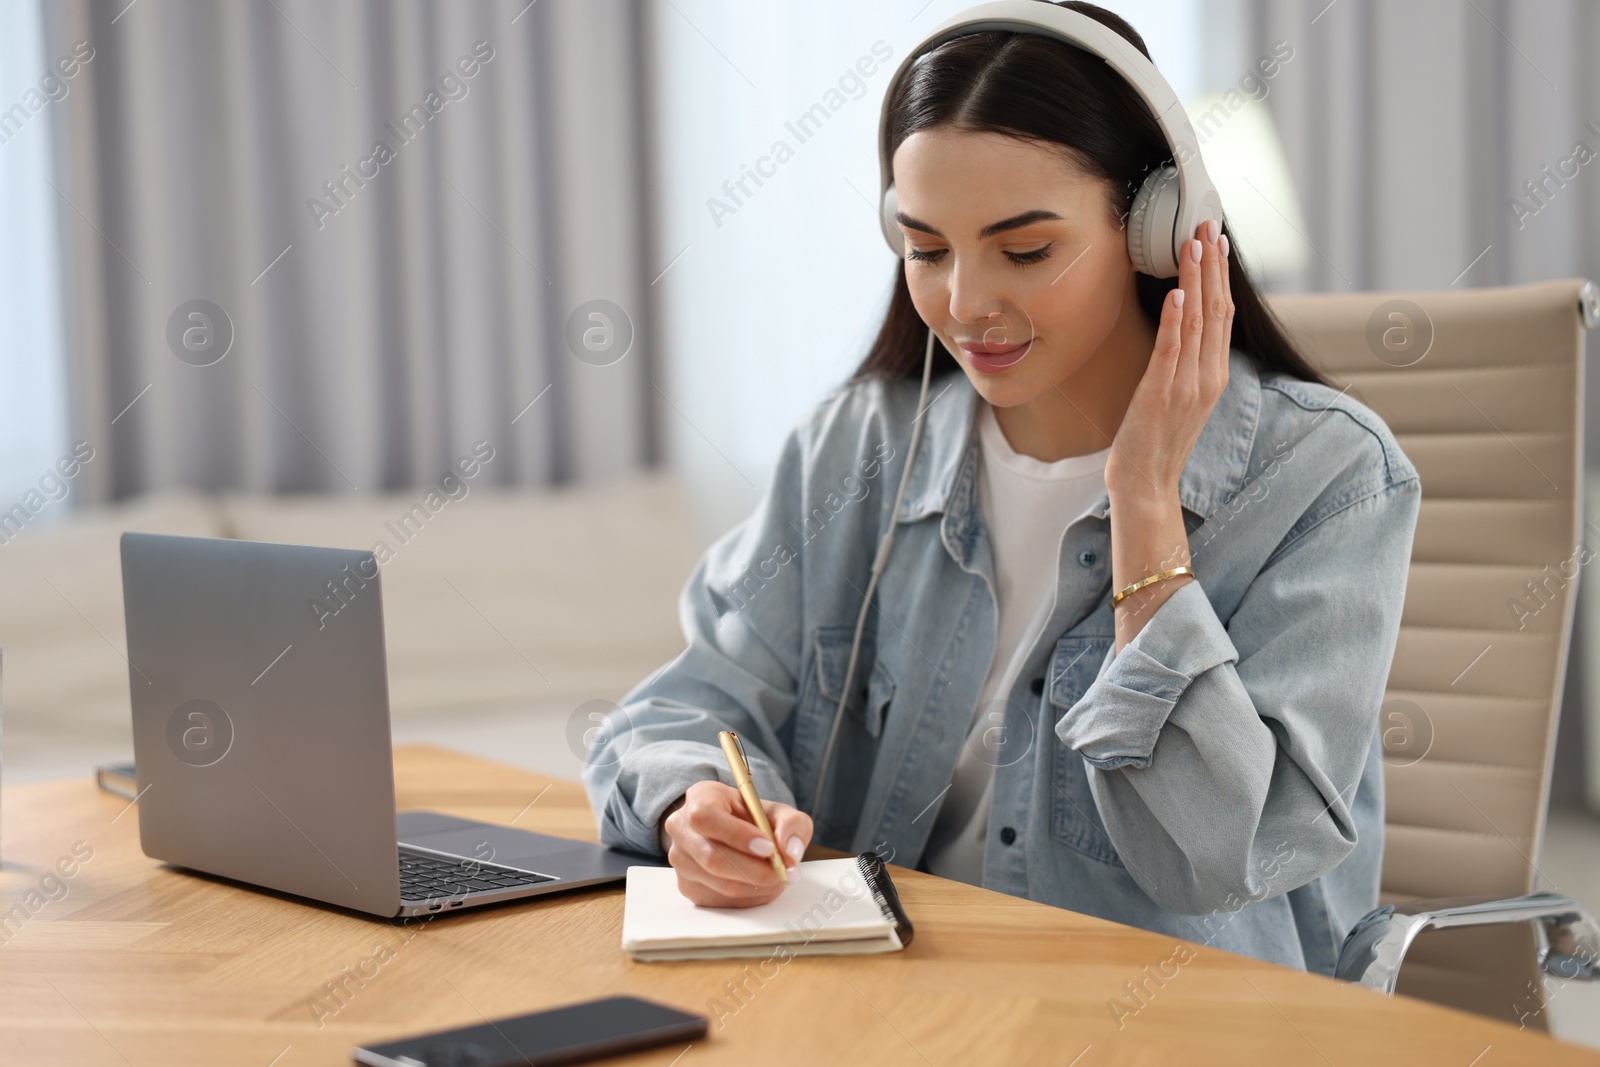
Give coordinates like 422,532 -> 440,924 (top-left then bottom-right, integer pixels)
580,429 -> 808,856
1064,579 -> 1240,770
1058,476 -> 1421,914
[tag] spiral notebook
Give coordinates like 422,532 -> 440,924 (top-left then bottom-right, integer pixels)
622,852 -> 914,961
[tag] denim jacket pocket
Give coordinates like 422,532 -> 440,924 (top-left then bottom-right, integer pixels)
791,623 -> 896,814
789,623 -> 896,837
1045,634 -> 1124,867
808,623 -> 896,739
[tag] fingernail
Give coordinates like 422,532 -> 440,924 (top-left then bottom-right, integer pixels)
786,835 -> 804,862
749,836 -> 774,856
786,866 -> 799,880
1206,219 -> 1220,242
1219,234 -> 1230,258
1189,239 -> 1202,264
1172,289 -> 1185,309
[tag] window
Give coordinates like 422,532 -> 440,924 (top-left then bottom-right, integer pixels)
0,0 -> 69,515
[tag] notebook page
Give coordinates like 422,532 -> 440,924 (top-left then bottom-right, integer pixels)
622,857 -> 894,952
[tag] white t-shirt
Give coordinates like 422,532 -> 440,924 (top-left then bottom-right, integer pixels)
919,401 -> 1110,886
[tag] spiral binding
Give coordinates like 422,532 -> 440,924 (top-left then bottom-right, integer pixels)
856,850 -> 915,949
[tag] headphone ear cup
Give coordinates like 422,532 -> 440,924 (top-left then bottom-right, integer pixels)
880,182 -> 904,258
1126,163 -> 1181,278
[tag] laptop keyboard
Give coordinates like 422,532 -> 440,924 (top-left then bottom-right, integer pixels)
399,847 -> 556,901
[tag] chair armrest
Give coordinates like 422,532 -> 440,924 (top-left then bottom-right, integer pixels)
1335,891 -> 1600,994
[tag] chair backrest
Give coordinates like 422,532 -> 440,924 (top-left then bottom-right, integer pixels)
1266,278 -> 1592,1026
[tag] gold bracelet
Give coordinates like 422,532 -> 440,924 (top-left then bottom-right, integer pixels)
1109,565 -> 1194,610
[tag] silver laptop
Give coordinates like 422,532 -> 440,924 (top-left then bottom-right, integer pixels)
119,531 -> 661,918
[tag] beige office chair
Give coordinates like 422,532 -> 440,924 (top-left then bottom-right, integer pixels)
1263,278 -> 1600,1029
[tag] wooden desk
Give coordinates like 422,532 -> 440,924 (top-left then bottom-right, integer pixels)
2,744 -> 1595,1066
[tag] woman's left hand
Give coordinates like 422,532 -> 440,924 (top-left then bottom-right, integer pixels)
1104,218 -> 1233,648
1104,218 -> 1234,499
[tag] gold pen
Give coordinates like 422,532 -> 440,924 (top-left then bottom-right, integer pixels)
717,730 -> 790,885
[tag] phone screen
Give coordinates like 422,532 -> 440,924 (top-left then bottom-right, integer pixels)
351,996 -> 707,1067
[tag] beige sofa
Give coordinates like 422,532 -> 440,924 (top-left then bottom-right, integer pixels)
0,472 -> 705,785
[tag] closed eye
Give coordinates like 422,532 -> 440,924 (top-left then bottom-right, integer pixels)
1005,244 -> 1053,267
905,244 -> 1054,268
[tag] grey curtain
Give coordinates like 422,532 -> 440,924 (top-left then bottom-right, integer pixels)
1214,0 -> 1599,402
1211,0 -> 1600,805
43,0 -> 657,501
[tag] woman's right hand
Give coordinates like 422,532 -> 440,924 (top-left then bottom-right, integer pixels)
659,779 -> 813,907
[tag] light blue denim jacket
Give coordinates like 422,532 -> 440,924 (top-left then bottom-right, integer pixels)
581,347 -> 1421,974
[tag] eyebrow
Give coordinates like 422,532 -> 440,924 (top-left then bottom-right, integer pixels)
893,208 -> 1064,240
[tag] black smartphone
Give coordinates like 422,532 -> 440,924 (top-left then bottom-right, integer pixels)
350,995 -> 707,1067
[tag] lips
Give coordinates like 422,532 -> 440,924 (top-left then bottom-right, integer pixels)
959,337 -> 1032,371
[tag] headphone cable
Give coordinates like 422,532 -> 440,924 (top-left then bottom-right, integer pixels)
811,325 -> 937,811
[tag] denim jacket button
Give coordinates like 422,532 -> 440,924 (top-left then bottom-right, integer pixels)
999,826 -> 1017,845
1078,549 -> 1097,567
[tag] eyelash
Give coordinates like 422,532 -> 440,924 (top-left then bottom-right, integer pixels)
906,244 -> 1054,269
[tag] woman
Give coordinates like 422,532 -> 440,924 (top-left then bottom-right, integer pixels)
582,0 -> 1420,975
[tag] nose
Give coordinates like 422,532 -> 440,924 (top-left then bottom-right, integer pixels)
945,263 -> 1028,347
945,259 -> 993,328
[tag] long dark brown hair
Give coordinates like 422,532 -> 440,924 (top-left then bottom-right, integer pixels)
849,0 -> 1329,388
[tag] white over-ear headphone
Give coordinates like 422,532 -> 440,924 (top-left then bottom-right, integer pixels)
879,0 -> 1223,279
811,0 -> 1222,814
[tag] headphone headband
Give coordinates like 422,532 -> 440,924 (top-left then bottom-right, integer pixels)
877,0 -> 1222,277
